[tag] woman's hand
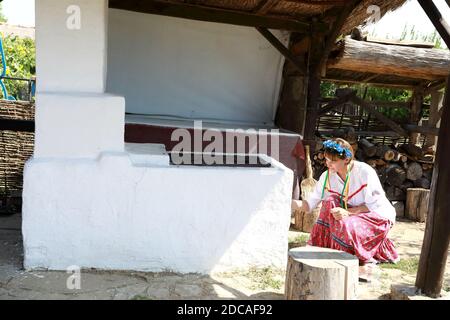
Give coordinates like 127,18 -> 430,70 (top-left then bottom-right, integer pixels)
347,205 -> 369,215
291,200 -> 310,213
330,207 -> 349,220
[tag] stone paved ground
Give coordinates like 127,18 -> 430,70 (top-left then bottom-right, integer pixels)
0,213 -> 448,300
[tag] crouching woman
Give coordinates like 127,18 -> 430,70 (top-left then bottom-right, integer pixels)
292,138 -> 399,265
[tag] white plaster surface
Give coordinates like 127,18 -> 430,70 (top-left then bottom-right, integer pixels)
125,143 -> 170,167
34,92 -> 125,158
36,0 -> 108,93
107,9 -> 289,125
22,152 -> 293,274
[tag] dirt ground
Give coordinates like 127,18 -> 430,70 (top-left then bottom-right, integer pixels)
0,213 -> 448,300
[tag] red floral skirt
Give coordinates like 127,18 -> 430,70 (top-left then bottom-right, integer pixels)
308,195 -> 399,264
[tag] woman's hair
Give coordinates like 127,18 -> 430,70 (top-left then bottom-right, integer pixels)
323,138 -> 354,161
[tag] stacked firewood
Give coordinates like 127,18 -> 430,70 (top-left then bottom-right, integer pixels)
311,127 -> 434,203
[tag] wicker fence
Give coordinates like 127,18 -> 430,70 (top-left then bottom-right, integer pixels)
0,100 -> 35,197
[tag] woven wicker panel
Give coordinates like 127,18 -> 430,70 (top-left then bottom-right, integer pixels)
0,101 -> 35,196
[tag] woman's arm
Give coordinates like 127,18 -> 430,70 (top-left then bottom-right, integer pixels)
292,199 -> 310,213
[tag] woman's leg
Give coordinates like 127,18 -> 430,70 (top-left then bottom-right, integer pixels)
308,195 -> 340,248
331,212 -> 399,264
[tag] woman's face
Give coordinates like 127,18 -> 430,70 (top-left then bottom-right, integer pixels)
325,155 -> 349,173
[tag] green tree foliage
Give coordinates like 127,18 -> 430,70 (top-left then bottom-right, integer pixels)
0,4 -> 7,23
320,82 -> 411,122
0,35 -> 36,100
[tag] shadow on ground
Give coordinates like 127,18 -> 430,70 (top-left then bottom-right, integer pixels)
0,213 -> 284,300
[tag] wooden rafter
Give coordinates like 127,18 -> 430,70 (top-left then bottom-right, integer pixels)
418,0 -> 450,48
349,95 -> 408,136
362,74 -> 379,83
109,0 -> 327,33
318,90 -> 355,115
256,27 -> 306,75
323,77 -> 416,90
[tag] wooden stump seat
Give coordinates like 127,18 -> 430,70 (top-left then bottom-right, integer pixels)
285,246 -> 359,300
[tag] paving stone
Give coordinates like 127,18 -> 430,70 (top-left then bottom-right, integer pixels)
173,284 -> 204,298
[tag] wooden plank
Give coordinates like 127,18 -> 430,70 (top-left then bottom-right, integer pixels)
320,98 -> 411,109
403,124 -> 439,136
349,95 -> 408,136
366,36 -> 435,48
256,27 -> 306,75
319,130 -> 401,138
322,77 -> 416,90
416,75 -> 450,297
418,0 -> 450,48
108,0 -> 326,33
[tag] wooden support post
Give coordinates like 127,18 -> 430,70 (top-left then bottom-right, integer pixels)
425,90 -> 444,150
303,1 -> 360,146
415,75 -> 450,297
409,87 -> 424,145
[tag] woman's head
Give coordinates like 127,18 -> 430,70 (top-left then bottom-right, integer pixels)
323,138 -> 354,172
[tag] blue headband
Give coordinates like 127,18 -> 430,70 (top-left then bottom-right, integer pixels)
323,140 -> 352,158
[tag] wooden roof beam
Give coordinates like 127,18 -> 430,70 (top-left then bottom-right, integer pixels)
328,38 -> 450,81
109,0 -> 327,33
256,27 -> 307,75
322,77 -> 416,90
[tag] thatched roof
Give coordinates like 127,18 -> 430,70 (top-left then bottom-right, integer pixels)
109,0 -> 408,35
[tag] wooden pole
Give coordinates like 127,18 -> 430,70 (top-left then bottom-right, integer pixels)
409,87 -> 424,145
424,90 -> 444,150
303,1 -> 360,145
415,75 -> 450,297
418,0 -> 450,48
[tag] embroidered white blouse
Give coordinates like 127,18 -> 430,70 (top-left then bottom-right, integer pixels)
305,160 -> 396,223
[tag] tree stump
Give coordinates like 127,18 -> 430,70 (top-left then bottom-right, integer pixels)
285,246 -> 359,300
405,188 -> 430,222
